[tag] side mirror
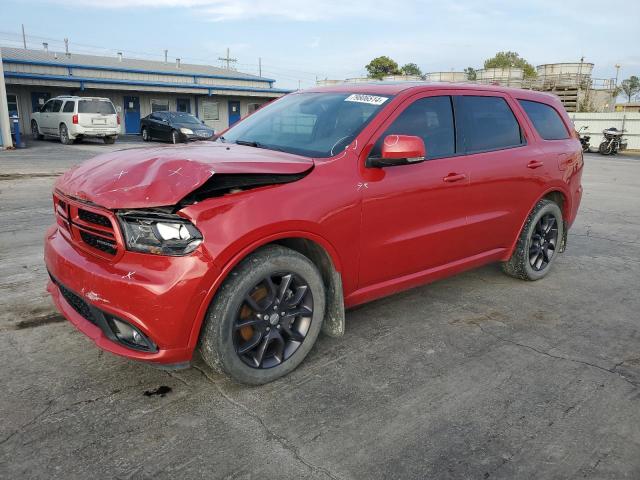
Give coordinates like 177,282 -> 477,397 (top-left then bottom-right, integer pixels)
367,135 -> 426,168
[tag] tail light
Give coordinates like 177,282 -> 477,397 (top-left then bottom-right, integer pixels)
117,115 -> 121,125
72,114 -> 78,124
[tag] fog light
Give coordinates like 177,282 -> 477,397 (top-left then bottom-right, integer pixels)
106,316 -> 155,351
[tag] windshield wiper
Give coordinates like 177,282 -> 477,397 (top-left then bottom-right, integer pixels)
235,139 -> 262,148
235,139 -> 286,153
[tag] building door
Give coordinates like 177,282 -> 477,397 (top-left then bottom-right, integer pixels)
31,92 -> 51,112
228,101 -> 241,126
176,98 -> 190,113
123,96 -> 141,134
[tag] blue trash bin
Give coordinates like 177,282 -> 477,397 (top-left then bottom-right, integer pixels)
10,115 -> 26,148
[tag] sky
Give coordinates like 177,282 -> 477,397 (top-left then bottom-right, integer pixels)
1,0 -> 639,90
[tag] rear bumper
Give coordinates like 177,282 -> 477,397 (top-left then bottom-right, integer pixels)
70,125 -> 120,138
44,224 -> 219,364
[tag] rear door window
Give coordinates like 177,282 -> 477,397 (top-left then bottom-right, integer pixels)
518,100 -> 569,140
62,101 -> 75,113
78,100 -> 116,115
51,100 -> 63,112
457,96 -> 523,153
371,96 -> 456,159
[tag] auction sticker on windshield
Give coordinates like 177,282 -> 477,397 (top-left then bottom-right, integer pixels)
344,94 -> 389,106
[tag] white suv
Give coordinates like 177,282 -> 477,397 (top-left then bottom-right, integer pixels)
31,96 -> 120,145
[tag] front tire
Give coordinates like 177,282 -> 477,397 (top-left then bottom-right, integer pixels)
171,130 -> 179,144
199,245 -> 326,385
501,199 -> 564,281
141,127 -> 150,142
599,141 -> 612,155
31,121 -> 43,140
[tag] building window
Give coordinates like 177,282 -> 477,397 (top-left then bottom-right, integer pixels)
7,94 -> 18,117
151,99 -> 170,112
247,103 -> 263,115
202,100 -> 220,121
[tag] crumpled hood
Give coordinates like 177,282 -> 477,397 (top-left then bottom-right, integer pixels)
55,143 -> 314,209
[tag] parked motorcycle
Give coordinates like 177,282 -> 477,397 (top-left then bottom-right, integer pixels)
577,126 -> 590,153
598,127 -> 628,155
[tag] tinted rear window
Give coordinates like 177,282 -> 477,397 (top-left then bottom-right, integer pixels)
62,101 -> 75,113
458,96 -> 523,153
518,100 -> 569,140
78,100 -> 115,115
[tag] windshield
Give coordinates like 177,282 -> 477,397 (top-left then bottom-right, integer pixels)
78,100 -> 115,115
169,112 -> 203,125
221,92 -> 391,157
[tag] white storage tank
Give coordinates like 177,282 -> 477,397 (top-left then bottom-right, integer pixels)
382,75 -> 423,82
536,63 -> 594,77
476,67 -> 524,81
424,72 -> 467,82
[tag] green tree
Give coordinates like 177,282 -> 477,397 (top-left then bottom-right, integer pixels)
400,63 -> 423,77
365,56 -> 401,80
620,76 -> 640,102
464,67 -> 477,80
483,51 -> 536,78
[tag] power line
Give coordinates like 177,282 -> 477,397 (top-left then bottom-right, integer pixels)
0,29 -> 328,84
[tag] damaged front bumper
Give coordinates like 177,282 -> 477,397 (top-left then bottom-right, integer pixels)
44,224 -> 219,365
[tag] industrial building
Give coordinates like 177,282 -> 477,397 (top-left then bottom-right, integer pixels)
318,62 -> 618,113
1,46 -> 289,139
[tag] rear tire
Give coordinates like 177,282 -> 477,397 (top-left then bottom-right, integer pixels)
501,199 -> 564,281
59,124 -> 74,145
103,136 -> 116,144
199,245 -> 325,385
141,127 -> 150,142
31,121 -> 43,140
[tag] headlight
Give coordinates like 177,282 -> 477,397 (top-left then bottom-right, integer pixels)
117,212 -> 202,256
180,128 -> 194,135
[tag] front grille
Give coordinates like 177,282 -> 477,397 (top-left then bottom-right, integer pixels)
79,231 -> 117,255
55,280 -> 98,325
78,208 -> 112,228
53,192 -> 121,258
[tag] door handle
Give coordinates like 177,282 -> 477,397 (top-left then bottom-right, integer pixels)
443,173 -> 467,183
527,160 -> 544,169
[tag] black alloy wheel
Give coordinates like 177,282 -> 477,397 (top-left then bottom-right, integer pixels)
529,213 -> 558,271
234,272 -> 313,369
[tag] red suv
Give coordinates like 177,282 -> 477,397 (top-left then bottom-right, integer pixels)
45,83 -> 583,384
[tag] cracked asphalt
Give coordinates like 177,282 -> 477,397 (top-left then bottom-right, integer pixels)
1,139 -> 639,479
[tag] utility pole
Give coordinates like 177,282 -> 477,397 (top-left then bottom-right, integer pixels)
258,57 -> 262,77
21,24 -> 26,49
217,48 -> 237,70
64,38 -> 69,56
164,49 -> 168,63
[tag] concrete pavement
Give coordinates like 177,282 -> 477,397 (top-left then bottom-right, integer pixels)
1,140 -> 639,479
